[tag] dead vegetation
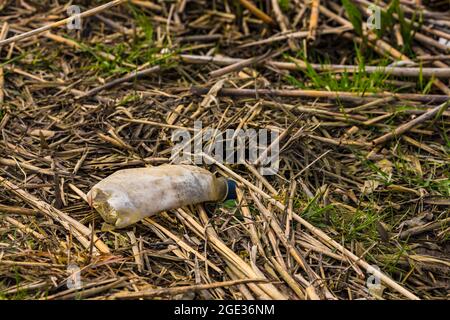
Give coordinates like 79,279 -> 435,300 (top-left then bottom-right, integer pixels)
0,0 -> 449,300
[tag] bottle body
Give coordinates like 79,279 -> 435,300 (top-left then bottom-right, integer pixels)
87,165 -> 229,228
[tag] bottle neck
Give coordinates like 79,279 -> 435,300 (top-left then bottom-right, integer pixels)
216,177 -> 229,202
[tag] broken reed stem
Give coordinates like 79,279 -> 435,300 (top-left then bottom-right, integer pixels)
79,65 -> 161,98
191,87 -> 449,104
143,218 -> 223,273
195,205 -> 287,300
398,217 -> 450,240
320,3 -> 449,95
0,204 -> 38,216
308,0 -> 320,40
237,0 -> 275,25
0,176 -> 110,254
180,54 -> 450,78
373,100 -> 449,145
0,22 -> 8,104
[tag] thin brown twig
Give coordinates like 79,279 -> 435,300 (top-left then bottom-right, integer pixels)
237,0 -> 275,25
0,0 -> 128,46
373,100 -> 449,145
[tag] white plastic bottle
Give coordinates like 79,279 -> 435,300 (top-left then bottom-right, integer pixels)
87,165 -> 236,228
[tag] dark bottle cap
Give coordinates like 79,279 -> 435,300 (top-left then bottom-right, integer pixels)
225,179 -> 237,201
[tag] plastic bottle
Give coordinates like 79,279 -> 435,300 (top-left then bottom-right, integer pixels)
87,165 -> 237,228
